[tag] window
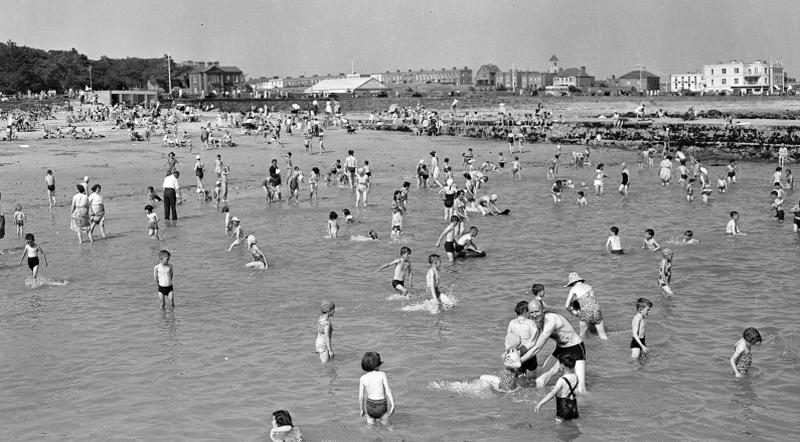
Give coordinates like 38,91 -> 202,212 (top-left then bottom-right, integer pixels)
711,69 -> 714,75
734,78 -> 739,85
722,79 -> 727,85
722,68 -> 727,74
711,79 -> 714,85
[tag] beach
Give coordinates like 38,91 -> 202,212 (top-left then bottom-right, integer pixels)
1,108 -> 799,440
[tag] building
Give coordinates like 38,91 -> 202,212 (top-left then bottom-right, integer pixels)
496,70 -> 557,91
474,64 -> 501,86
94,90 -> 158,106
188,63 -> 243,96
703,60 -> 785,94
548,55 -> 560,73
373,67 -> 472,85
553,66 -> 595,89
283,74 -> 343,89
616,70 -> 661,92
304,77 -> 390,96
670,72 -> 705,93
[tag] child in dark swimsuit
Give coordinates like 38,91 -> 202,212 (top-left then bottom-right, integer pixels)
730,327 -> 762,377
534,354 -> 579,422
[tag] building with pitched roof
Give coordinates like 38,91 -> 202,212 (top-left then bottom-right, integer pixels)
474,64 -> 501,86
304,77 -> 390,96
616,69 -> 661,92
188,62 -> 243,96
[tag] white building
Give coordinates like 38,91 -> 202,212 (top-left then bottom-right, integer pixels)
703,60 -> 785,94
670,72 -> 705,93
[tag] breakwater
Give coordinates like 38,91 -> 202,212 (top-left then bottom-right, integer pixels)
360,120 -> 800,160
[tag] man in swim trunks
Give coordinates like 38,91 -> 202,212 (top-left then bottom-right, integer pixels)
344,150 -> 358,189
44,170 -> 56,209
525,299 -> 588,393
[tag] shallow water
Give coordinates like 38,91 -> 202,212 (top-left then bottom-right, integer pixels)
1,128 -> 799,441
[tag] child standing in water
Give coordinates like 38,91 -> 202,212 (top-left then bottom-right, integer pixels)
359,352 -> 395,425
511,156 -> 521,179
227,217 -> 243,250
376,247 -> 412,296
593,163 -> 607,195
45,170 -> 56,209
605,226 -> 624,254
658,248 -> 674,296
730,327 -> 762,377
144,205 -> 159,239
426,254 -> 442,303
792,200 -> 800,233
686,178 -> 695,202
631,297 -> 652,358
309,167 -> 320,203
19,233 -> 47,279
771,190 -> 785,221
327,211 -> 339,239
717,174 -> 727,193
533,353 -> 579,422
13,204 -> 25,237
315,300 -> 335,363
153,249 -> 174,309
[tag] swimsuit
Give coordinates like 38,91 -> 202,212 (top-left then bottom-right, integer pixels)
444,241 -> 455,254
47,184 -> 55,192
630,336 -> 646,349
610,249 -> 624,255
315,316 -> 332,353
391,279 -> 404,289
443,192 -> 455,208
552,342 -> 587,361
555,377 -> 579,421
735,344 -> 752,374
365,398 -> 388,419
27,256 -> 39,270
158,285 -> 173,296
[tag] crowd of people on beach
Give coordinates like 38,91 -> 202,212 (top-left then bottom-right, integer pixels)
1,98 -> 796,439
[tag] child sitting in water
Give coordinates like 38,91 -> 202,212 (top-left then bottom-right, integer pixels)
269,409 -> 302,442
576,190 -> 587,206
642,229 -> 660,251
19,233 -> 47,279
144,205 -> 159,239
726,211 -> 745,235
534,354 -> 579,422
730,327 -> 762,377
631,297 -> 652,358
359,352 -> 395,425
246,235 -> 268,269
342,208 -> 355,224
681,230 -> 700,244
479,348 -> 522,393
147,186 -> 162,204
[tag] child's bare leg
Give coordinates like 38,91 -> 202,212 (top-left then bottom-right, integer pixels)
575,360 -> 587,393
159,292 -> 165,309
379,413 -> 391,425
76,231 -> 83,244
31,265 -> 39,279
631,347 -> 641,359
595,321 -> 609,340
366,416 -> 376,425
397,283 -> 408,296
167,292 -> 174,308
319,351 -> 329,363
99,222 -> 106,238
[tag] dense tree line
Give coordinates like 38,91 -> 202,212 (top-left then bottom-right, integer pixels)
0,40 -> 193,94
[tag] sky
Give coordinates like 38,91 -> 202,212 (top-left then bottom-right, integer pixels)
2,0 -> 800,80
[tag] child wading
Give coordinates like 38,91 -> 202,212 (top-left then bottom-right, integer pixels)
359,352 -> 395,425
534,353 -> 580,422
19,233 -> 47,279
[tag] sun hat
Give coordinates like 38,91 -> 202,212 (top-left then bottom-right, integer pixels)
490,194 -> 498,201
564,272 -> 585,287
419,159 -> 425,164
321,300 -> 335,313
195,155 -> 201,159
446,178 -> 454,186
662,248 -> 673,256
231,216 -> 240,222
246,234 -> 256,246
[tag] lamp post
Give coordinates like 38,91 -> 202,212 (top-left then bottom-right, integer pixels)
88,66 -> 93,91
634,64 -> 645,94
165,53 -> 172,98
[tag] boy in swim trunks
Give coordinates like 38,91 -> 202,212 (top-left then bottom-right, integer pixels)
153,249 -> 174,309
359,352 -> 395,425
771,190 -> 785,221
455,226 -> 481,257
726,211 -> 744,235
605,226 -> 623,254
376,247 -> 412,296
511,156 -> 521,179
631,297 -> 652,358
45,170 -> 56,209
19,233 -> 47,279
436,215 -> 460,262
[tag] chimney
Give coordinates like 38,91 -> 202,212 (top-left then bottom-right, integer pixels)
581,66 -> 586,75
213,61 -> 220,66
